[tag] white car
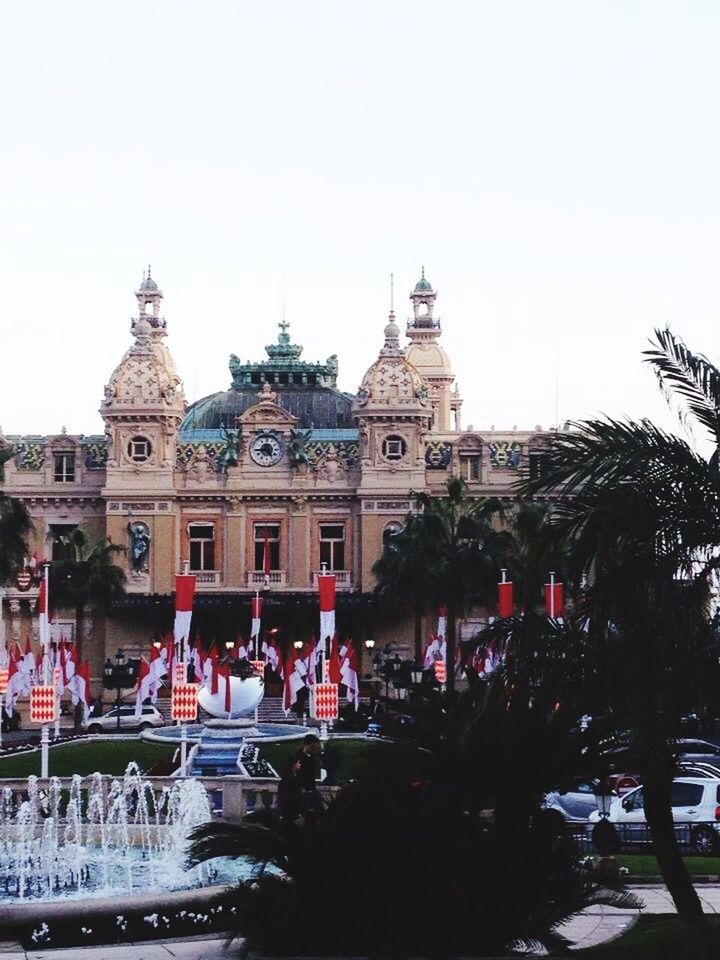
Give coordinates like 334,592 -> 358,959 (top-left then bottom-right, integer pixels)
589,777 -> 720,855
85,705 -> 165,734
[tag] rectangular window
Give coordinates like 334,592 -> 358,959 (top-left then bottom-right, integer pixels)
189,523 -> 216,571
529,453 -> 550,481
49,524 -> 78,562
460,455 -> 481,482
54,452 -> 75,483
319,523 -> 345,570
254,523 -> 280,570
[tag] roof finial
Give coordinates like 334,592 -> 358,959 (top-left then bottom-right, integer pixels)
147,264 -> 152,278
421,265 -> 425,279
390,272 -> 394,312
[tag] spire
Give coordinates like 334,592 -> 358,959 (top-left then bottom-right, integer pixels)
380,309 -> 402,356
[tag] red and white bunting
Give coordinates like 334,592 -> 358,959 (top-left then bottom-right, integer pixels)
318,573 -> 336,646
171,683 -> 198,722
310,682 -> 339,720
173,574 -> 196,661
174,661 -> 187,685
30,685 -> 57,724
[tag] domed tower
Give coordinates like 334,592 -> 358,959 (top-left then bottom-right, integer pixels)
101,271 -> 185,493
353,307 -> 432,490
405,268 -> 462,431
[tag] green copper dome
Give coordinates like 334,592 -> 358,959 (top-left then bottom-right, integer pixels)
414,266 -> 432,292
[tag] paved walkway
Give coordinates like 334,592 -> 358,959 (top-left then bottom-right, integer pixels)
2,885 -> 720,958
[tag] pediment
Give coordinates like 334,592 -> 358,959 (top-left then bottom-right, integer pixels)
239,400 -> 298,429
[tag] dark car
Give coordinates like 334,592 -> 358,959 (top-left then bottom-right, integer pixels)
366,714 -> 429,742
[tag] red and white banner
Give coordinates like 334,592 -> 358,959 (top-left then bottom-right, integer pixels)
281,647 -> 307,714
68,660 -> 91,723
261,635 -> 280,673
310,682 -> 339,720
437,605 -> 447,641
249,659 -> 265,675
0,668 -> 8,695
174,661 -> 187,685
30,685 -> 57,724
38,574 -> 50,656
434,660 -> 447,684
171,683 -> 199,722
318,573 -> 336,646
544,581 -> 564,619
173,574 -> 196,661
498,581 -> 514,618
340,640 -> 360,708
250,595 -> 263,647
134,657 -> 153,717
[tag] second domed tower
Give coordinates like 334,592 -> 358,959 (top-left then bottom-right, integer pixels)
405,269 -> 462,431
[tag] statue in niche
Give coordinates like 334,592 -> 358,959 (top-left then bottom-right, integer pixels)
317,445 -> 344,484
188,444 -> 211,482
128,522 -> 150,574
287,427 -> 311,471
218,425 -> 242,473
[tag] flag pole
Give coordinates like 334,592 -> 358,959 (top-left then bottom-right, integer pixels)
254,590 -> 260,659
41,562 -> 50,778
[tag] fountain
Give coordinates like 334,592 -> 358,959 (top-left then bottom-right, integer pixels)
0,763 -> 240,903
147,667 -> 314,776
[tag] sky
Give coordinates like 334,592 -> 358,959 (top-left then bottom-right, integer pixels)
1,1 -> 719,447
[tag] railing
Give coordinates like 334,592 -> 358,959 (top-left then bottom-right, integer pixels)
246,571 -> 287,587
567,820 -> 715,855
193,571 -> 221,586
0,775 -> 339,821
311,570 -> 353,589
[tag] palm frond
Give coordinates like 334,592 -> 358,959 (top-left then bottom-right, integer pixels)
186,821 -> 289,870
644,327 -> 720,442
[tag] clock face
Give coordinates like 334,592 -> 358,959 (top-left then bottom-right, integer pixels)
250,432 -> 284,467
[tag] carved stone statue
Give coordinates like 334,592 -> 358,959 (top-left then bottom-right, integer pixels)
188,444 -> 211,482
317,445 -> 344,484
128,521 -> 150,574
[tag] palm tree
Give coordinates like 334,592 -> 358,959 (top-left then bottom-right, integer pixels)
0,494 -> 32,585
519,328 -> 720,958
509,500 -> 571,612
49,528 -> 126,659
372,477 -> 512,693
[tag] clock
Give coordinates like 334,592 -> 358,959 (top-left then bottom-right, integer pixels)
250,432 -> 284,467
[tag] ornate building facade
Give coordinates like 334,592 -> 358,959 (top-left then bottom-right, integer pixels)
0,270 -> 550,691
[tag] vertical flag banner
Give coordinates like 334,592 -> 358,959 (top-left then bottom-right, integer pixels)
437,605 -> 447,640
250,594 -> 263,656
174,574 -> 196,662
318,573 -> 337,644
38,574 -> 49,653
498,580 -> 514,618
544,580 -> 565,619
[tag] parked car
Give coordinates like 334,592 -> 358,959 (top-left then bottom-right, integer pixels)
545,778 -> 601,821
588,777 -> 720,855
84,705 -> 164,733
677,761 -> 720,779
366,713 -> 432,743
673,739 -> 720,765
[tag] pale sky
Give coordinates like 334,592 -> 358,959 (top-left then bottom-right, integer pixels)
1,1 -> 719,445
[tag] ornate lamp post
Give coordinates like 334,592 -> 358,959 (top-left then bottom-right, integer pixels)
103,649 -> 138,733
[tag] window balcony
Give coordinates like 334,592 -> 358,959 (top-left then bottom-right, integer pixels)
246,571 -> 287,588
193,571 -> 221,587
312,570 -> 353,589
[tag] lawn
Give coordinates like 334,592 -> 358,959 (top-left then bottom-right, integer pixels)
261,735 -> 426,781
0,740 -> 176,778
618,854 -> 720,877
576,916 -> 720,959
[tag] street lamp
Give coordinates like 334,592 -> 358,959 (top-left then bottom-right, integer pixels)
410,662 -> 424,686
594,779 -> 614,819
293,639 -> 304,651
102,649 -> 138,733
364,638 -> 376,651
